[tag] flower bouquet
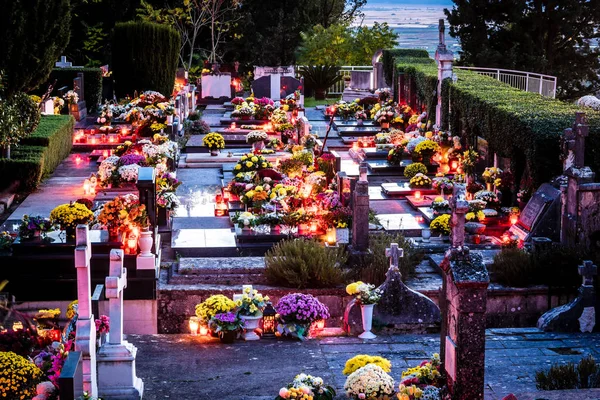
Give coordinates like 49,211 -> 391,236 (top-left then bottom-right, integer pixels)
0,352 -> 43,399
399,354 -> 442,389
431,197 -> 450,215
18,215 -> 55,239
64,90 -> 79,105
208,312 -> 243,343
231,103 -> 255,119
277,374 -> 336,400
275,293 -> 330,340
373,104 -> 399,126
375,132 -> 392,145
96,108 -> 113,126
233,153 -> 272,173
474,190 -> 499,208
413,140 -> 440,164
236,287 -> 268,341
97,194 -> 148,237
404,163 -> 427,179
50,202 -> 94,237
346,282 -> 381,305
432,177 -> 453,196
231,211 -> 257,230
344,364 -> 395,400
0,231 -> 15,252
482,167 -> 503,189
195,295 -> 236,323
387,145 -> 406,166
429,214 -> 450,236
203,132 -> 225,153
375,87 -> 391,102
343,355 -> 392,376
409,173 -> 432,189
458,149 -> 479,176
157,192 -> 180,211
406,136 -> 426,154
276,387 -> 313,400
466,210 -> 486,222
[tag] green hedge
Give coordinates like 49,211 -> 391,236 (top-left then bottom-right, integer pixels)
382,49 -> 430,85
384,49 -> 600,187
0,115 -> 74,190
112,21 -> 181,99
47,68 -> 103,113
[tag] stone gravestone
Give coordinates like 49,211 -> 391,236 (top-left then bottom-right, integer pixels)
435,19 -> 454,129
70,74 -> 88,121
538,260 -> 598,332
74,225 -> 98,397
97,249 -> 144,399
343,242 -> 441,334
508,183 -> 561,242
439,183 -> 489,400
350,71 -> 371,90
351,162 -> 370,253
251,75 -> 302,99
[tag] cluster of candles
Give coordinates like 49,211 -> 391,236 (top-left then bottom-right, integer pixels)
214,191 -> 231,217
124,226 -> 140,255
83,175 -> 98,195
74,128 -> 131,145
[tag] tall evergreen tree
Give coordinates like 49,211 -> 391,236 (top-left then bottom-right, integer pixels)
445,0 -> 600,99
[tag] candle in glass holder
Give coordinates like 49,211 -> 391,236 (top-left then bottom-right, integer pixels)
83,179 -> 90,195
75,155 -> 82,165
510,215 -> 518,225
451,160 -> 458,170
231,122 -> 236,130
414,191 -> 422,201
121,127 -> 128,135
103,150 -> 109,158
109,135 -> 116,143
189,318 -> 199,335
199,325 -> 209,336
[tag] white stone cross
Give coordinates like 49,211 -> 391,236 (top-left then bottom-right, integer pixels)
385,243 -> 404,272
106,249 -> 127,345
74,225 -> 98,397
55,55 -> 72,68
579,260 -> 597,287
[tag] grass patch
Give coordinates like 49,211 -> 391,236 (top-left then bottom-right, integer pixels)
304,97 -> 340,108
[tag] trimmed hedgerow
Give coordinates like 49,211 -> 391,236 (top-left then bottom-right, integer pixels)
112,22 -> 181,99
382,49 -> 430,87
0,115 -> 74,190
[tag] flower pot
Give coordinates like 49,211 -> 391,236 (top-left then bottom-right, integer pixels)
252,141 -> 265,152
138,228 -> 153,257
240,315 -> 261,341
167,115 -> 173,124
358,304 -> 376,339
486,183 -> 492,191
210,149 -> 219,156
336,228 -> 349,244
421,228 -> 431,242
380,122 -> 390,129
65,226 -> 76,239
219,330 -> 237,344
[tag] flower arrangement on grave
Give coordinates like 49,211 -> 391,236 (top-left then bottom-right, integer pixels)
316,153 -> 336,182
372,103 -> 400,125
291,150 -> 314,167
52,97 -> 65,114
387,144 -> 407,166
468,200 -> 487,213
301,133 -> 318,150
279,159 -> 306,179
267,138 -> 283,150
231,102 -> 255,118
254,97 -> 275,120
413,140 -> 440,164
276,387 -> 314,400
399,354 -> 442,388
0,231 -> 15,251
458,149 -> 479,176
97,194 -> 148,236
277,374 -> 336,400
306,171 -> 328,194
231,211 -> 257,229
186,119 -> 211,135
275,122 -> 296,143
280,96 -> 299,112
208,312 -> 243,337
336,100 -> 361,119
376,132 -> 392,144
323,206 -> 352,229
95,315 -> 110,335
50,202 -> 94,234
344,364 -> 395,399
246,130 -> 268,144
63,90 -> 79,105
375,88 -> 391,102
256,213 -> 282,228
156,192 -> 180,211
466,181 -> 484,195
156,172 -> 181,193
195,295 -> 237,323
429,214 -> 450,236
117,164 -> 140,183
233,153 -> 272,173
432,177 -> 453,195
236,288 -> 268,317
0,351 -> 43,399
34,308 -> 61,330
397,384 -> 441,400
406,136 -> 426,154
18,215 -> 55,239
355,110 -> 368,121
466,210 -> 486,223
343,355 -> 392,376
96,108 -> 113,126
482,167 -> 503,188
275,293 -> 330,340
409,173 -> 432,188
203,132 -> 225,150
271,108 -> 289,125
346,282 -> 382,305
431,197 -> 450,214
232,97 -> 245,106
150,122 -> 167,133
474,190 -> 499,208
66,300 -> 78,319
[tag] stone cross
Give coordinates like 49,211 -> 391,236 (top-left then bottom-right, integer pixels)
438,19 -> 446,48
55,55 -> 72,68
579,260 -> 597,287
435,19 -> 453,128
74,225 -> 98,397
385,243 -> 404,273
106,249 -> 127,345
449,183 -> 469,248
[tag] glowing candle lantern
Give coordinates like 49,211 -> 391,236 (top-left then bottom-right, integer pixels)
231,122 -> 236,130
83,179 -> 91,195
90,137 -> 97,145
103,150 -> 109,158
109,135 -> 116,143
262,303 -> 277,336
414,191 -> 422,201
199,325 -> 209,336
313,319 -> 325,331
326,228 -> 336,245
75,155 -> 82,165
451,160 -> 458,170
121,127 -> 128,135
189,317 -> 200,335
510,215 -> 518,225
12,321 -> 23,331
310,221 -> 318,233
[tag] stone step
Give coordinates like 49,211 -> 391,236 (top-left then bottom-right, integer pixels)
178,256 -> 265,275
169,273 -> 267,285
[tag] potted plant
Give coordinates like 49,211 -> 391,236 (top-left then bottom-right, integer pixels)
18,215 -> 54,240
298,65 -> 343,100
346,281 -> 382,339
50,202 -> 94,238
195,294 -> 237,335
208,312 -> 243,343
257,213 -> 282,234
432,177 -> 453,198
277,374 -> 336,400
246,130 -> 268,152
409,173 -> 432,189
344,364 -> 395,400
203,132 -> 226,156
430,214 -> 451,240
236,287 -> 268,341
232,211 -> 256,234
413,139 -> 440,165
275,293 -> 330,340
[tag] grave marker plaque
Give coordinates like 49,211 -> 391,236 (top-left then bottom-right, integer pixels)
509,183 -> 561,241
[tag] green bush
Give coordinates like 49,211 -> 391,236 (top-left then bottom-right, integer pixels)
382,49 -> 430,87
264,238 -> 347,289
489,248 -> 535,287
536,356 -> 600,390
0,115 -> 73,190
39,68 -> 103,113
404,162 -> 428,179
357,232 -> 423,285
112,22 -> 181,98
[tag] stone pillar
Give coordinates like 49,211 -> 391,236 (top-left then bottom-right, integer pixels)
74,225 -> 98,397
435,19 -> 454,128
136,167 -> 156,228
439,184 -> 489,400
351,162 -> 370,252
298,116 -> 310,144
98,249 -> 144,399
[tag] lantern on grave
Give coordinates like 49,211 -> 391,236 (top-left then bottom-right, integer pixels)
262,302 -> 277,336
189,316 -> 200,335
510,215 -> 518,225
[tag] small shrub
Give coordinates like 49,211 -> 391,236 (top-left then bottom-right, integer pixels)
404,162 -> 427,179
489,248 -> 535,287
357,232 -> 423,285
536,356 -> 600,390
264,238 -> 347,289
185,119 -> 210,135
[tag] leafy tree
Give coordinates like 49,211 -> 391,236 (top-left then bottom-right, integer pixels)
0,0 -> 71,96
297,22 -> 398,65
306,0 -> 366,28
445,0 -> 600,100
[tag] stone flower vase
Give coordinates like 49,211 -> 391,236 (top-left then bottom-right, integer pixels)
138,228 -> 153,256
240,315 -> 261,341
358,304 -> 377,339
421,228 -> 431,242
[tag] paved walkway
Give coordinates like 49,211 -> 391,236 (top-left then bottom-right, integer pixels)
128,328 -> 600,400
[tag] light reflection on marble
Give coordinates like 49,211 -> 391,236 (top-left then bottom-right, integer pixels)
171,228 -> 236,249
376,213 -> 424,230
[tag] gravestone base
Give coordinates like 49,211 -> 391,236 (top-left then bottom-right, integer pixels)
98,342 -> 144,400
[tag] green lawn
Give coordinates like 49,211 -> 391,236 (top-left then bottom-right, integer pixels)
303,97 -> 340,108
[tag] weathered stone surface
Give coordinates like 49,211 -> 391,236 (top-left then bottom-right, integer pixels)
465,221 -> 486,234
